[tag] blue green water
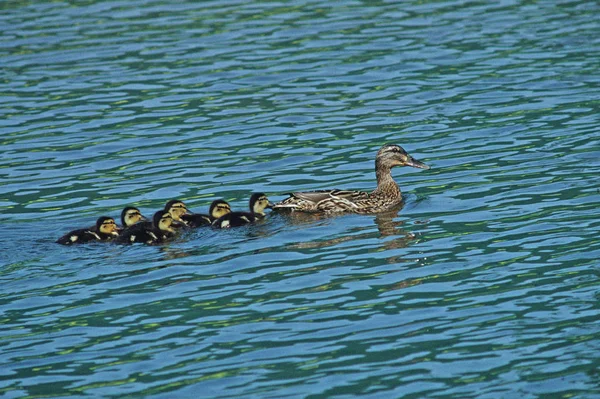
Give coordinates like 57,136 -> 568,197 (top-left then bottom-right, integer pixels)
2,0 -> 600,398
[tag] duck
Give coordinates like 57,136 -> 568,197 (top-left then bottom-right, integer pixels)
114,210 -> 176,245
181,199 -> 232,227
213,193 -> 273,228
163,199 -> 189,226
273,144 -> 430,214
57,216 -> 119,245
120,206 -> 146,229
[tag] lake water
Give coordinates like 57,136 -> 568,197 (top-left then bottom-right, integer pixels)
1,0 -> 599,398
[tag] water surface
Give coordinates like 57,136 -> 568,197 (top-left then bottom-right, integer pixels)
1,1 -> 600,398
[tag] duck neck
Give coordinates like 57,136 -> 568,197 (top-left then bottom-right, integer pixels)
372,162 -> 400,196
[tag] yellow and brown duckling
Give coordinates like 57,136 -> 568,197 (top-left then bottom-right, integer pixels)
181,199 -> 232,227
273,144 -> 430,214
57,216 -> 119,245
163,199 -> 191,228
213,193 -> 273,229
115,210 -> 176,245
120,206 -> 146,230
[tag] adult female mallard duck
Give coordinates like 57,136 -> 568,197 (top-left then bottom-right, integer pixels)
57,216 -> 119,245
181,199 -> 232,227
115,210 -> 176,245
213,193 -> 273,228
273,144 -> 430,214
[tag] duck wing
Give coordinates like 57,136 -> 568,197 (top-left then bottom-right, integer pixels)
114,221 -> 156,244
181,213 -> 212,227
213,212 -> 257,229
274,189 -> 371,212
57,228 -> 101,245
293,189 -> 369,202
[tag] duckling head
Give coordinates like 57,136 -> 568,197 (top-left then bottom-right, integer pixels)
249,193 -> 274,216
164,199 -> 188,222
96,216 -> 119,236
121,206 -> 146,227
376,144 -> 430,170
209,199 -> 231,219
153,210 -> 175,233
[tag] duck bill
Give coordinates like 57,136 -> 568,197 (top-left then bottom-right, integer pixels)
406,157 -> 430,170
266,202 -> 275,209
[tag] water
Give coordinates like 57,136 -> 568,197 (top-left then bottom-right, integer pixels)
1,0 -> 599,398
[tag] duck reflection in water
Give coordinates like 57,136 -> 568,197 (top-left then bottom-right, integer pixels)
280,204 -> 422,252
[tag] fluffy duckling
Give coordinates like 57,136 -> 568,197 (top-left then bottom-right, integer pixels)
87,206 -> 146,232
213,193 -> 273,229
181,199 -> 232,227
114,210 -> 176,245
57,216 -> 119,245
273,144 -> 430,214
120,206 -> 146,229
163,199 -> 190,228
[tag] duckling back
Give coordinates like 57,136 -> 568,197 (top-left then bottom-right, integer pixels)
114,221 -> 157,245
57,216 -> 118,245
212,193 -> 272,229
213,212 -> 259,229
57,228 -> 102,245
181,199 -> 232,227
114,211 -> 175,245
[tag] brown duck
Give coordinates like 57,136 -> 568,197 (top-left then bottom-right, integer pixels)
273,144 -> 430,214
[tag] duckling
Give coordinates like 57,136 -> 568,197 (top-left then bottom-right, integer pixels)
273,144 -> 430,214
181,199 -> 232,227
57,216 -> 119,245
87,206 -> 146,232
114,210 -> 176,245
213,193 -> 273,229
163,199 -> 189,228
120,206 -> 146,229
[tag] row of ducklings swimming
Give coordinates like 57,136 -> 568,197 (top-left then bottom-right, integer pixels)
57,193 -> 273,245
57,144 -> 431,245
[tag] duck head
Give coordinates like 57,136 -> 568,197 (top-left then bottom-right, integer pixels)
376,144 -> 430,170
164,199 -> 188,222
96,216 -> 119,237
249,193 -> 274,216
121,206 -> 146,227
153,210 -> 175,233
209,199 -> 232,219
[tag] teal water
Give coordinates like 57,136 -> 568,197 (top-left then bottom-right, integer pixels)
2,0 -> 600,398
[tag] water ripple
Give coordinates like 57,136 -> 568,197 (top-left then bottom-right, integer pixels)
2,0 -> 600,398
